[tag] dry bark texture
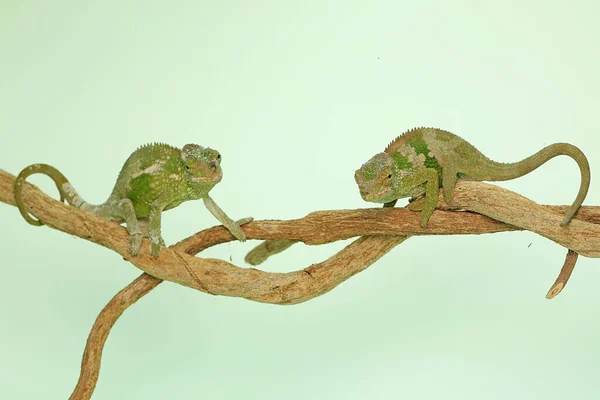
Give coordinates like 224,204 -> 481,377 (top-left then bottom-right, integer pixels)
1,168 -> 598,399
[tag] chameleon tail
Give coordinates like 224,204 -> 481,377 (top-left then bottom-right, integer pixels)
481,143 -> 590,226
14,163 -> 90,226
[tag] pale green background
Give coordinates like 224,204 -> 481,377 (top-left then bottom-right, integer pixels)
1,1 -> 600,399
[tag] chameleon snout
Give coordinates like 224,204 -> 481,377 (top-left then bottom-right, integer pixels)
355,171 -> 373,199
357,184 -> 374,201
354,169 -> 364,185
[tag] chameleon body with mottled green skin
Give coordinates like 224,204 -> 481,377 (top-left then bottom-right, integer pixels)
355,127 -> 590,227
14,143 -> 249,258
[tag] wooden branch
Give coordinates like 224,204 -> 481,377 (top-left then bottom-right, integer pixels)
68,233 -> 407,400
451,181 -> 600,257
2,167 -> 599,400
3,168 -> 600,300
546,250 -> 579,299
69,273 -> 162,400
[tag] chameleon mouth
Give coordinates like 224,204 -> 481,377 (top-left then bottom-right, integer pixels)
190,173 -> 222,184
360,187 -> 393,202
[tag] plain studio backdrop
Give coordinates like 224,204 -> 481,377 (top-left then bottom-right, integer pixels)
1,1 -> 599,399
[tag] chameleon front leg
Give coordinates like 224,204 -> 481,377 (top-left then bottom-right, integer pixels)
401,168 -> 440,228
147,200 -> 166,258
137,219 -> 166,247
383,200 -> 398,208
203,195 -> 247,241
104,199 -> 144,256
441,167 -> 460,208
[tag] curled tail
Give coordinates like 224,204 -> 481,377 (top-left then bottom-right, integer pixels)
557,144 -> 591,225
14,164 -> 90,226
481,143 -> 590,226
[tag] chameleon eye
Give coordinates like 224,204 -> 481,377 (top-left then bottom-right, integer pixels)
185,165 -> 190,170
387,174 -> 392,179
217,154 -> 221,160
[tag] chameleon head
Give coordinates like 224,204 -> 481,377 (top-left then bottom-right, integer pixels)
354,152 -> 398,203
181,144 -> 223,187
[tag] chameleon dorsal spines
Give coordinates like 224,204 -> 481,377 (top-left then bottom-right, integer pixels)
14,143 -> 248,258
355,127 -> 590,228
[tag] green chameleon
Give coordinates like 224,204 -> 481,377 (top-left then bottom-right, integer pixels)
355,127 -> 590,227
14,143 -> 249,258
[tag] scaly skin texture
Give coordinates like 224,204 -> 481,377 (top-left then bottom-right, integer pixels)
14,143 -> 249,258
355,127 -> 590,227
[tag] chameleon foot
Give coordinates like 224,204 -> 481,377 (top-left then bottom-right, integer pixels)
150,235 -> 165,258
128,233 -> 144,256
236,216 -> 254,226
226,217 -> 252,242
229,223 -> 247,242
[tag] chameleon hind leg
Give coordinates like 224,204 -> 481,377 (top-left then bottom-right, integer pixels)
147,200 -> 168,258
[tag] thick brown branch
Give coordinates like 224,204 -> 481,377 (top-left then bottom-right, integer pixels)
546,250 -> 579,299
3,167 -> 599,400
3,168 -> 600,303
451,181 -> 600,257
69,273 -> 162,400
243,184 -> 600,264
69,234 -> 407,400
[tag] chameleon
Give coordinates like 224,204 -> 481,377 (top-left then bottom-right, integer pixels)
354,127 -> 590,227
13,143 -> 249,258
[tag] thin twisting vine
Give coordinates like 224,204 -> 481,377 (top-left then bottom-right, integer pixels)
1,168 -> 598,400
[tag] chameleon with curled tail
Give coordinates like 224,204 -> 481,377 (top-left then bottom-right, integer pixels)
14,143 -> 249,258
355,127 -> 590,227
